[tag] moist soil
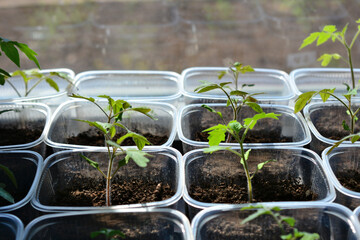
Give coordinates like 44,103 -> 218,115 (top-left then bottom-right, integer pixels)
190,174 -> 317,204
0,127 -> 43,146
67,128 -> 168,146
50,178 -> 175,207
336,170 -> 360,193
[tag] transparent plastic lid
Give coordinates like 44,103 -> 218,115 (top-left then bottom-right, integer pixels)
0,213 -> 24,240
181,67 -> 295,101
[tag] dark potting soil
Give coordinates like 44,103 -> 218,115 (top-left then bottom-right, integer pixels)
67,128 -> 168,146
50,178 -> 175,207
336,170 -> 360,193
0,127 -> 43,146
189,175 -> 317,203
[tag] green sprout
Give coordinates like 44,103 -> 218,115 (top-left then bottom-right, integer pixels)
91,228 -> 125,240
295,19 -> 360,153
0,163 -> 17,204
194,62 -> 280,203
241,205 -> 320,240
71,94 -> 154,206
0,37 -> 40,85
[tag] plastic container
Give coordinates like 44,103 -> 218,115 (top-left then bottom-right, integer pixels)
0,151 -> 43,224
32,147 -> 183,212
71,70 -> 182,106
23,208 -> 192,240
45,100 -> 177,152
192,203 -> 360,240
290,68 -> 360,102
0,214 -> 23,240
178,103 -> 311,153
323,146 -> 360,210
0,68 -> 75,111
181,67 -> 295,105
183,147 -> 335,219
0,102 -> 51,157
303,101 -> 360,155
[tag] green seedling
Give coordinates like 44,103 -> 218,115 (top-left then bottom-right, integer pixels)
71,94 -> 154,206
241,205 -> 320,240
0,37 -> 40,85
91,228 -> 125,240
194,62 -> 280,203
0,163 -> 17,204
5,69 -> 73,98
295,19 -> 360,153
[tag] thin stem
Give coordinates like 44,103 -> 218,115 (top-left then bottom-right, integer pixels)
346,46 -> 356,89
26,78 -> 44,97
5,79 -> 21,97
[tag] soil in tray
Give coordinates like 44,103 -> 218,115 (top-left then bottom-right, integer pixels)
0,127 -> 43,146
49,178 -> 175,207
336,169 -> 360,193
67,128 -> 168,146
189,174 -> 317,204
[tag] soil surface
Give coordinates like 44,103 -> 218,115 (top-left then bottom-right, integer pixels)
50,178 -> 175,207
336,170 -> 360,193
190,174 -> 317,204
67,128 -> 168,146
0,127 -> 43,146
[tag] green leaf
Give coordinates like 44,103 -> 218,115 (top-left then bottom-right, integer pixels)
351,135 -> 360,143
317,53 -> 341,67
203,124 -> 227,146
240,149 -> 251,165
241,208 -> 271,225
201,104 -> 223,119
243,112 -> 281,130
0,187 -> 14,203
91,228 -> 125,239
257,159 -> 276,171
341,24 -> 348,37
194,83 -> 220,93
299,32 -> 319,49
45,77 -> 60,92
246,102 -> 263,113
70,94 -> 96,102
76,120 -> 111,134
80,154 -> 100,170
1,41 -> 20,67
319,88 -> 335,102
239,65 -> 255,74
323,25 -> 337,33
0,163 -> 17,188
342,120 -> 350,131
131,132 -> 151,150
228,120 -> 243,134
106,140 -> 123,149
281,217 -> 296,227
14,42 -> 40,69
294,91 -> 317,113
299,232 -> 320,240
131,107 -> 156,120
203,145 -> 230,154
316,32 -> 332,46
0,68 -> 10,85
125,149 -> 151,168
109,126 -> 116,139
117,157 -> 128,168
218,70 -> 227,79
230,90 -> 248,97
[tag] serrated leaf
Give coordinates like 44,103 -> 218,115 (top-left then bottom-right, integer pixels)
76,120 -> 111,134
319,88 -> 335,102
294,91 -> 317,113
45,77 -> 60,92
131,132 -> 151,150
317,32 -> 332,46
0,164 -> 17,188
0,187 -> 14,203
323,25 -> 337,33
203,145 -> 230,153
125,149 -> 151,167
1,41 -> 20,67
80,154 -> 100,170
14,42 -> 40,69
299,32 -> 319,49
246,102 -> 263,113
228,120 -> 242,134
243,112 -> 281,129
207,128 -> 226,146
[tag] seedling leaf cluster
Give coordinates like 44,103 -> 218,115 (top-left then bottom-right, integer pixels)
194,62 -> 280,203
296,19 -> 360,153
71,94 -> 154,206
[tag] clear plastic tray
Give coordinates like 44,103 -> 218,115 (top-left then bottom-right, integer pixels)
0,213 -> 23,240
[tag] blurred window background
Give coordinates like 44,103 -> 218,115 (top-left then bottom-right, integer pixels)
1,0 -> 359,73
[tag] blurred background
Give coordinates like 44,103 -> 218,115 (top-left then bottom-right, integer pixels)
1,0 -> 359,74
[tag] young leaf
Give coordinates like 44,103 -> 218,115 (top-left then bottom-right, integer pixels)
0,185 -> 14,203
318,88 -> 335,102
106,140 -> 123,149
218,70 -> 227,80
131,107 -> 156,120
1,41 -> 20,67
241,208 -> 271,225
316,32 -> 332,46
323,25 -> 337,33
256,159 -> 276,171
240,149 -> 251,165
203,145 -> 230,154
228,120 -> 243,134
317,53 -> 341,67
45,77 -> 60,92
230,90 -> 248,97
351,134 -> 360,143
130,132 -> 151,150
246,102 -> 263,113
76,120 -> 111,135
294,91 -> 317,113
70,94 -> 96,102
117,157 -> 129,168
80,154 -> 100,170
0,163 -> 17,188
125,149 -> 151,168
243,112 -> 281,130
194,83 -> 221,93
14,42 -> 40,69
281,217 -> 296,227
299,32 -> 319,50
342,120 -> 350,131
202,104 -> 223,119
203,124 -> 227,146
